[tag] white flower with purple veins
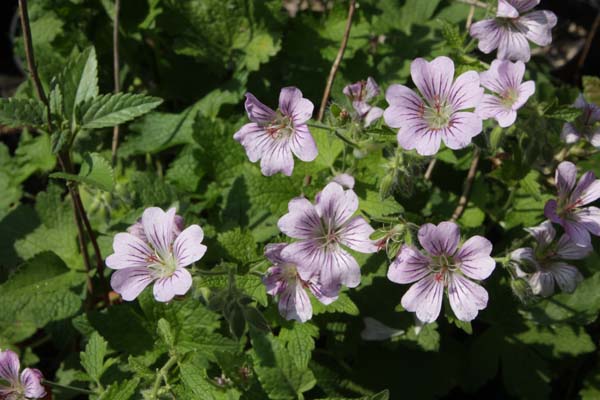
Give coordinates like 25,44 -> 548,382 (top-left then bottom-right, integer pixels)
561,94 -> 600,147
0,349 -> 45,399
544,161 -> 600,247
106,207 -> 207,302
469,0 -> 557,62
383,56 -> 483,156
343,77 -> 384,127
277,182 -> 378,296
387,222 -> 495,323
476,60 -> 535,127
233,87 -> 318,176
511,221 -> 589,297
263,243 -> 336,323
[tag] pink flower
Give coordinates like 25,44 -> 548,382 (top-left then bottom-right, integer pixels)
383,56 -> 483,156
343,77 -> 384,127
469,0 -> 557,62
0,349 -> 46,399
511,221 -> 589,297
331,173 -> 355,189
277,182 -> 378,296
106,207 -> 207,302
561,94 -> 600,147
476,60 -> 535,127
234,87 -> 318,176
544,161 -> 600,247
263,243 -> 336,322
387,222 -> 495,323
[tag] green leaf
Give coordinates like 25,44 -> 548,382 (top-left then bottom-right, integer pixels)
359,190 -> 403,218
515,322 -> 595,358
399,0 -> 442,34
312,292 -> 359,316
51,152 -> 114,191
278,322 -> 318,369
313,127 -> 344,168
179,361 -> 218,400
217,228 -> 258,265
583,75 -> 600,105
157,318 -> 176,349
544,103 -> 582,122
0,98 -> 46,128
58,47 -> 99,120
238,31 -> 281,72
80,332 -> 109,384
79,93 -> 163,129
580,369 -> 600,400
98,378 -> 140,400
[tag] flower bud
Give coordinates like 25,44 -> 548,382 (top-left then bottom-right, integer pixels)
510,278 -> 534,304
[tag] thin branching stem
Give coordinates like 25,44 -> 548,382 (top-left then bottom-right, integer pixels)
150,355 -> 178,399
317,0 -> 356,121
42,380 -> 94,395
424,159 -> 437,181
454,0 -> 489,9
451,146 -> 481,221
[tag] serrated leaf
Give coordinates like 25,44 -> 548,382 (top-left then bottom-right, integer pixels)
359,190 -> 403,218
0,98 -> 46,128
312,292 -> 359,316
544,103 -> 582,122
58,47 -> 99,120
80,332 -> 109,384
279,322 -> 318,369
51,152 -> 114,191
217,228 -> 258,265
79,93 -> 163,129
98,378 -> 140,400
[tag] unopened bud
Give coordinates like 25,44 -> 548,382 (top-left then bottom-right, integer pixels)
379,173 -> 395,200
510,278 -> 534,304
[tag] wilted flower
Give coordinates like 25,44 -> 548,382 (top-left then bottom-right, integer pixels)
0,349 -> 45,399
263,243 -> 336,322
106,207 -> 207,302
343,77 -> 384,127
383,56 -> 483,156
544,161 -> 600,247
387,222 -> 495,323
476,60 -> 535,127
277,182 -> 378,296
561,94 -> 600,147
469,0 -> 557,62
511,221 -> 589,297
234,87 -> 317,176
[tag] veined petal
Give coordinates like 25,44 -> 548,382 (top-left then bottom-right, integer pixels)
548,262 -> 583,294
410,56 -> 455,105
315,182 -> 359,229
111,267 -> 154,301
332,173 -> 355,189
384,84 -> 424,128
0,350 -> 20,385
497,29 -> 531,62
143,207 -> 176,256
525,220 -> 556,249
572,172 -> 600,206
277,197 -> 321,240
263,266 -> 286,296
401,275 -> 444,323
449,71 -> 483,110
448,273 -> 488,322
455,236 -> 495,280
264,243 -> 288,265
397,122 -> 442,156
555,161 -> 578,198
514,80 -> 535,110
509,0 -> 540,13
279,280 -> 312,322
21,368 -> 46,398
280,87 -> 313,124
442,111 -> 482,149
364,106 -> 384,127
470,19 -> 503,54
476,94 -> 506,120
529,270 -> 555,297
387,245 -> 431,284
233,123 -> 270,163
544,199 -> 562,225
339,216 -> 378,254
173,225 -> 207,267
418,221 -> 461,256
290,124 -> 318,162
573,206 -> 600,236
245,93 -> 276,124
105,233 -> 152,270
259,139 -> 295,176
556,233 -> 592,260
520,10 -> 557,46
561,122 -> 581,144
563,218 -> 592,248
153,268 -> 193,302
497,0 -> 519,17
308,278 -> 338,305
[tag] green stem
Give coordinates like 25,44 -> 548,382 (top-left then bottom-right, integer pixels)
42,380 -> 94,395
150,355 -> 178,399
332,129 -> 360,148
306,122 -> 335,131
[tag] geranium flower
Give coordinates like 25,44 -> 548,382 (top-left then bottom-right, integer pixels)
469,0 -> 557,62
233,87 -> 318,176
383,56 -> 483,156
263,243 -> 336,322
476,60 -> 535,127
387,222 -> 495,323
106,207 -> 207,302
561,94 -> 600,147
277,182 -> 378,296
544,162 -> 600,247
343,77 -> 384,127
331,173 -> 355,189
511,221 -> 589,297
0,349 -> 45,399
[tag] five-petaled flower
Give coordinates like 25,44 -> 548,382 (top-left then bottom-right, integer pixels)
263,243 -> 336,322
0,349 -> 45,399
544,161 -> 600,247
343,77 -> 384,127
476,60 -> 535,127
234,87 -> 318,176
511,221 -> 589,297
387,222 -> 495,323
469,0 -> 557,62
561,94 -> 600,147
383,56 -> 483,156
106,207 -> 207,302
277,182 -> 378,297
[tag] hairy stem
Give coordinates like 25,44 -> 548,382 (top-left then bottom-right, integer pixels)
150,355 -> 178,399
451,147 -> 480,221
111,0 -> 121,165
42,380 -> 94,395
317,0 -> 356,121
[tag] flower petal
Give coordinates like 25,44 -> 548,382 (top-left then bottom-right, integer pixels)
290,124 -> 318,162
410,56 -> 455,105
315,182 -> 359,228
264,243 -> 288,265
514,80 -> 535,109
21,368 -> 46,398
556,233 -> 592,260
548,262 -> 583,294
448,70 -> 483,110
233,123 -> 270,163
520,10 -> 557,46
529,271 -> 555,297
277,197 -> 321,240
418,221 -> 461,256
307,278 -> 338,305
573,206 -> 600,237
387,245 -> 431,284
555,161 -> 578,198
263,266 -> 286,296
0,350 -> 20,385
110,267 -> 154,301
383,84 -> 424,128
259,139 -> 295,176
470,19 -> 502,54
455,236 -> 495,280
364,106 -> 384,127
339,216 -> 378,254
497,30 -> 531,62
173,225 -> 207,267
397,122 -> 442,156
561,122 -> 581,144
153,268 -> 193,302
332,173 -> 355,189
497,0 -> 519,18
573,172 -> 600,206
442,111 -> 482,149
448,273 -> 488,322
544,199 -> 562,225
142,207 -> 176,256
476,94 -> 506,120
280,87 -> 313,124
525,220 -> 556,249
510,0 -> 540,13
244,93 -> 276,124
401,275 -> 444,323
278,281 -> 312,322
105,233 -> 152,270
563,218 -> 592,248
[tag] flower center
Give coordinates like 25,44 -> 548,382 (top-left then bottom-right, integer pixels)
423,98 -> 453,130
430,255 -> 458,286
147,250 -> 178,278
501,88 -> 519,108
265,113 -> 294,140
